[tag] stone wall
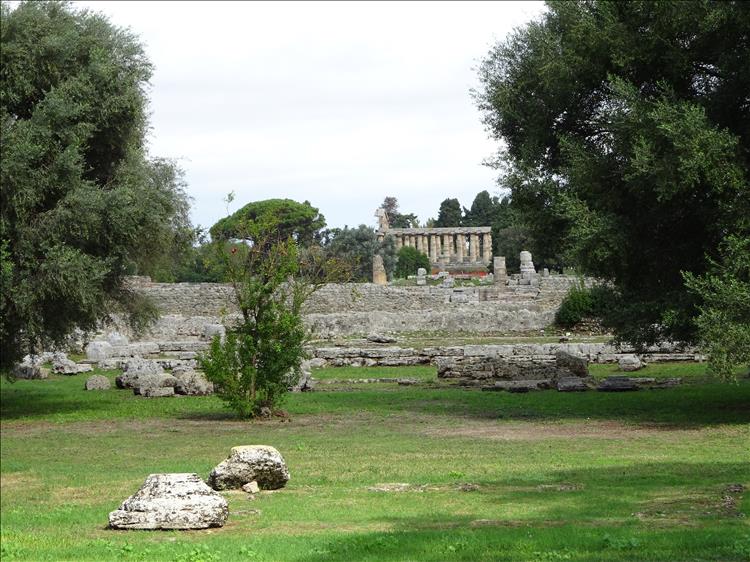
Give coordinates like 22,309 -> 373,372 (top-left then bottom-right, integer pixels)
122,276 -> 595,339
312,342 -> 703,367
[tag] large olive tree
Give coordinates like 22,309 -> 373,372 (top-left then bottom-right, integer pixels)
0,1 -> 192,370
475,1 -> 749,359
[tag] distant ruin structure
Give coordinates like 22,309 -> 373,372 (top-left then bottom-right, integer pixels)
375,208 -> 492,272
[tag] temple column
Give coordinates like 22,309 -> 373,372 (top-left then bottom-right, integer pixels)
432,234 -> 441,260
442,233 -> 452,258
417,234 -> 424,254
456,234 -> 465,262
470,234 -> 480,262
395,235 -> 403,251
482,233 -> 492,264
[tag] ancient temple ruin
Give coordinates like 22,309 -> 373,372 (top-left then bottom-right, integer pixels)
375,208 -> 492,272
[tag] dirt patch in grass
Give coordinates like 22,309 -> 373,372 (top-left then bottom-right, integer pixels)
418,418 -> 711,441
0,472 -> 43,490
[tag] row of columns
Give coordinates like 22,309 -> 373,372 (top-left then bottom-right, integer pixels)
393,232 -> 492,264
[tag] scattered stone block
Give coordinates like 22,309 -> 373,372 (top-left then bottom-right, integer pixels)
85,341 -> 113,362
242,481 -> 260,494
52,352 -> 93,375
555,350 -> 589,377
133,373 -> 177,396
556,377 -> 589,392
173,370 -> 213,396
138,386 -> 175,398
367,333 -> 397,344
108,473 -> 228,530
208,445 -> 290,491
202,324 -> 225,342
84,375 -> 111,390
12,358 -> 48,380
618,354 -> 644,372
116,358 -> 165,389
597,376 -> 639,392
106,332 -> 129,347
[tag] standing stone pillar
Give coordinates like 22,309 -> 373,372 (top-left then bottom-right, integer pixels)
470,234 -> 480,262
395,235 -> 403,252
430,234 -> 439,262
442,233 -> 452,258
372,255 -> 387,285
456,233 -> 465,262
520,250 -> 536,277
482,233 -> 492,264
493,256 -> 507,287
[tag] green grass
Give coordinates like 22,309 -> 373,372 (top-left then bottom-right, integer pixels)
1,363 -> 749,561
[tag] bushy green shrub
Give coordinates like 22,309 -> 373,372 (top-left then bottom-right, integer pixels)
555,283 -> 616,327
394,246 -> 430,279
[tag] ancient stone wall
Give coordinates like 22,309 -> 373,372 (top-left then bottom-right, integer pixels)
122,276 -> 595,339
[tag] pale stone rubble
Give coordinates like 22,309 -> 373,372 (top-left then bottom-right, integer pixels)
84,374 -> 111,390
108,473 -> 228,530
208,446 -> 290,491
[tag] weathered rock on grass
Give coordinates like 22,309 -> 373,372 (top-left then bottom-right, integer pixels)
554,350 -> 589,377
618,354 -> 644,372
132,373 -> 177,396
108,473 -> 228,530
208,446 -> 290,491
85,341 -> 114,362
84,375 -> 111,390
597,376 -> 640,391
12,357 -> 48,379
173,370 -> 213,395
52,352 -> 93,375
556,376 -> 590,392
116,358 -> 165,389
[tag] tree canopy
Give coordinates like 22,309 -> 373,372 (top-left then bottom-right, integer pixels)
435,198 -> 463,227
0,1 -> 192,370
475,0 -> 750,347
210,199 -> 326,247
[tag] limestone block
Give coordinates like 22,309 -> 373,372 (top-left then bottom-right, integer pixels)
85,341 -> 114,362
202,324 -> 225,341
173,370 -> 214,396
618,354 -> 644,372
208,445 -> 290,491
597,376 -> 639,392
108,473 -> 228,530
138,386 -> 175,398
556,377 -> 589,392
133,374 -> 177,395
11,359 -> 48,380
106,332 -> 129,346
554,351 -> 589,377
85,375 -> 111,390
52,352 -> 93,375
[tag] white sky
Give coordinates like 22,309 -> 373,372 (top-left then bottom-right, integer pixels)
69,1 -> 545,231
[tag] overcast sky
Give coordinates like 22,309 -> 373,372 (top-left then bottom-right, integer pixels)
70,1 -> 545,231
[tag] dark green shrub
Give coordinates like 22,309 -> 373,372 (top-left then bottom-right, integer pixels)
555,283 -> 618,327
555,284 -> 593,327
394,246 -> 430,279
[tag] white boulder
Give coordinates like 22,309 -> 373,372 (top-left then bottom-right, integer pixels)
108,473 -> 228,530
208,445 -> 289,491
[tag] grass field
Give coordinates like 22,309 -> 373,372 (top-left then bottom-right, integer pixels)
1,362 -> 749,561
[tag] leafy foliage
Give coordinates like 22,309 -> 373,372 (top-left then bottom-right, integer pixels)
475,0 -> 750,346
210,199 -> 326,247
323,225 -> 396,282
0,1 -> 191,370
379,196 -> 419,228
435,198 -> 463,227
555,283 -> 617,328
394,246 -> 430,279
200,203 -> 348,418
684,236 -> 750,379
